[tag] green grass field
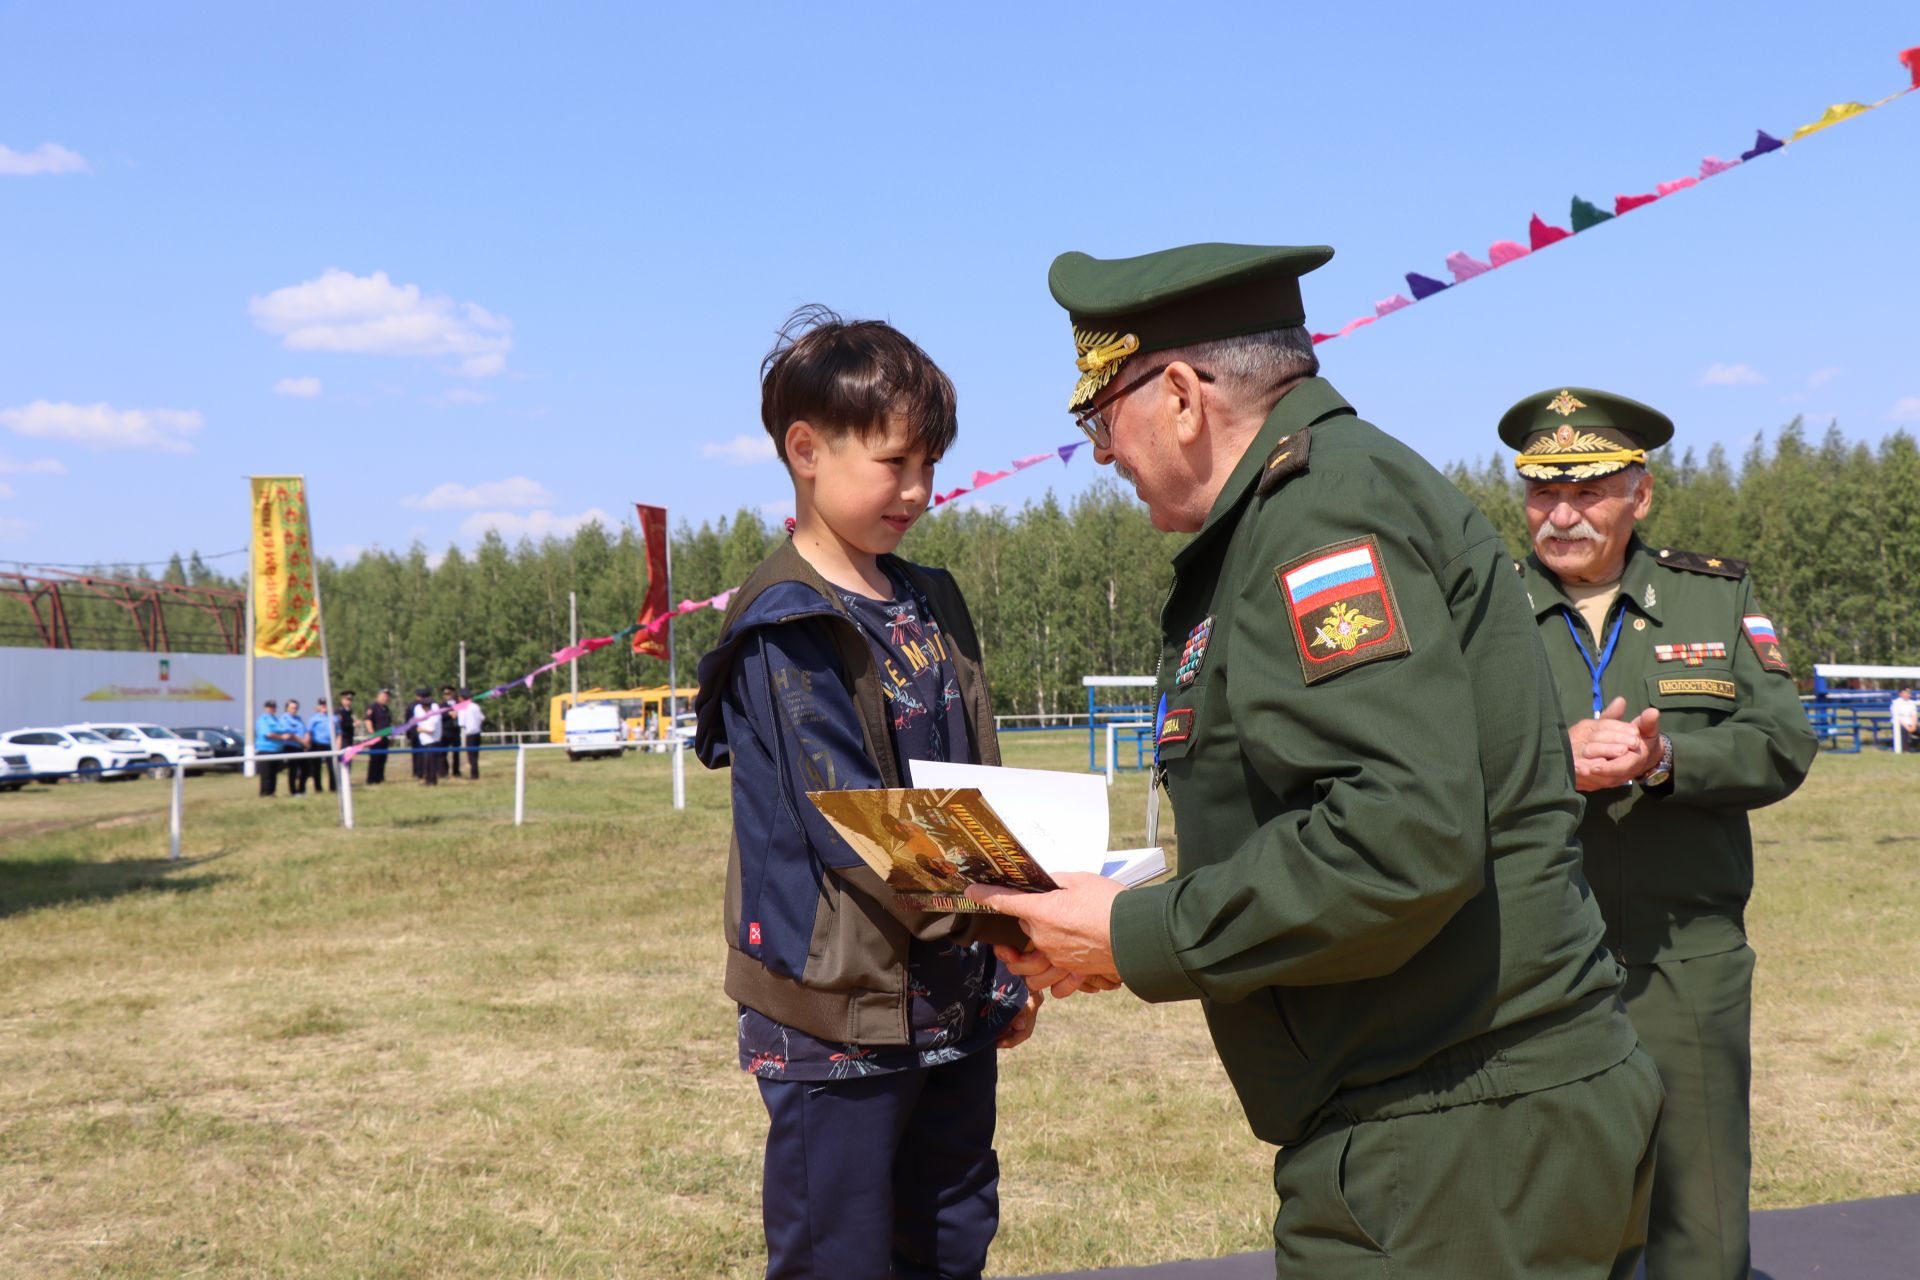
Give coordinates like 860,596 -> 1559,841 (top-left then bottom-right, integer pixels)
1,738 -> 1915,1278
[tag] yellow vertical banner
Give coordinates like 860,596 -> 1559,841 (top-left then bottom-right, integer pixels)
251,476 -> 323,658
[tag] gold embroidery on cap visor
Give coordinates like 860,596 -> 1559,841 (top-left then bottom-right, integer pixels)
1513,427 -> 1648,481
1069,330 -> 1140,409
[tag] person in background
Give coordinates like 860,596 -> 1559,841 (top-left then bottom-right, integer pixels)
283,698 -> 310,795
336,690 -> 357,783
406,688 -> 428,779
416,687 -> 444,786
1500,385 -> 1818,1277
309,697 -> 335,793
254,697 -> 294,797
440,685 -> 462,778
1891,688 -> 1917,754
456,687 -> 485,779
364,689 -> 393,786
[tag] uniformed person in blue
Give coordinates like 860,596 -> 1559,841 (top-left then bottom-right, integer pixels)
974,242 -> 1664,1277
1500,386 -> 1818,1279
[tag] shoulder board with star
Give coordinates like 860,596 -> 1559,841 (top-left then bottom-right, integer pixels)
1255,426 -> 1312,497
1653,547 -> 1748,579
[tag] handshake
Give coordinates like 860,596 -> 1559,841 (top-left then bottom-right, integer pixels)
967,873 -> 1130,998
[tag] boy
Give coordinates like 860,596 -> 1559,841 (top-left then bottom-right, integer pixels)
694,307 -> 1040,1280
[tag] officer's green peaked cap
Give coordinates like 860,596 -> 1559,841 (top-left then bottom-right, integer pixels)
1498,386 -> 1675,482
1049,242 -> 1334,409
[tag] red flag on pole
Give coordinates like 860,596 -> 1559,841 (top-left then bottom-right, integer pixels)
633,504 -> 670,658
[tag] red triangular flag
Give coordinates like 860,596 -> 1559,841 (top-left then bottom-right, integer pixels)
1529,214 -> 1571,250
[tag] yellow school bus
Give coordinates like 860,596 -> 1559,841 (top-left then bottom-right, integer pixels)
547,686 -> 698,745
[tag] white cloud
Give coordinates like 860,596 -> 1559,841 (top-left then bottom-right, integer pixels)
1699,363 -> 1765,387
1808,367 -> 1841,389
0,514 -> 29,540
273,376 -> 322,398
404,476 -> 556,511
758,499 -> 794,520
248,268 -> 513,378
0,142 -> 89,176
701,433 -> 777,465
0,481 -> 12,498
459,507 -> 615,540
0,454 -> 65,476
1887,397 -> 1920,424
0,400 -> 203,453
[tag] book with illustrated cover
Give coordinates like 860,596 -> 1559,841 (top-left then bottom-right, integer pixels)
806,762 -> 1165,914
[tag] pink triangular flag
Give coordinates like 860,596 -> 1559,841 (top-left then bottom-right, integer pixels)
1487,240 -> 1529,266
1656,176 -> 1698,196
1699,156 -> 1740,178
970,468 -> 1012,488
1615,192 -> 1659,214
1336,314 -> 1376,338
1375,294 -> 1412,316
1012,452 -> 1053,469
1445,251 -> 1490,282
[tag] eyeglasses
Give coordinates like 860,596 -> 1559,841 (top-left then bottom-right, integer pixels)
1072,363 -> 1214,451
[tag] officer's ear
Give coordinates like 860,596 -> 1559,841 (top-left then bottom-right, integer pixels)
1165,362 -> 1209,448
1630,469 -> 1654,520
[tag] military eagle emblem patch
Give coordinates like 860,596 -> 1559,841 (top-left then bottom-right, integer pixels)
1276,536 -> 1410,684
1743,615 -> 1791,675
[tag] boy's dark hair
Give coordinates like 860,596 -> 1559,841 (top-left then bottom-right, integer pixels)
760,305 -> 957,464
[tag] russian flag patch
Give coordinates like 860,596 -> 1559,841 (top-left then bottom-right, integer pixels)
1275,535 -> 1411,684
1743,614 -> 1791,674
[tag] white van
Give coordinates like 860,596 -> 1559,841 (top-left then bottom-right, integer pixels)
564,702 -> 627,761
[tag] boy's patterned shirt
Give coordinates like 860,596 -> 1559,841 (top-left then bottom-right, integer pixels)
738,565 -> 1024,1079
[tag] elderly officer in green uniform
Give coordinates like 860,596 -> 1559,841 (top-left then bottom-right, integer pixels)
1500,388 -> 1818,1279
972,242 -> 1663,1277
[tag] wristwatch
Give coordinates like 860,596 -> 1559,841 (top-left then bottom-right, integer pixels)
1641,733 -> 1674,788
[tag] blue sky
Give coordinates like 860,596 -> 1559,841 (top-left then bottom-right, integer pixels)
2,2 -> 1915,570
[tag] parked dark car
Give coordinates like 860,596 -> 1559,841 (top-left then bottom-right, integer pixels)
176,726 -> 247,771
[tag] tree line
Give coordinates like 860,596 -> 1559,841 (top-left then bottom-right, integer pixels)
9,418 -> 1912,731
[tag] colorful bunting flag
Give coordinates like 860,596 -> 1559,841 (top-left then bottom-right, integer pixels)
1307,45 -> 1914,349
1569,196 -> 1613,231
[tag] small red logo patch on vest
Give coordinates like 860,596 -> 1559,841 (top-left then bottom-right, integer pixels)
748,922 -> 762,945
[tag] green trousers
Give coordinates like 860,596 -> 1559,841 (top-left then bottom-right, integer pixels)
1622,946 -> 1755,1280
1269,1046 -> 1662,1276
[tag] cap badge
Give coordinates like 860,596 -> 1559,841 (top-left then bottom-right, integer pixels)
1070,329 -> 1140,408
1547,390 -> 1586,417
1554,424 -> 1577,447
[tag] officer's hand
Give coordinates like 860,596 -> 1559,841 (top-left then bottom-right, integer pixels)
1568,698 -> 1662,790
970,874 -> 1123,995
993,943 -> 1125,997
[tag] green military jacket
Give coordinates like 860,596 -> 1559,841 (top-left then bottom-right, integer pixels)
1111,377 -> 1637,1147
1525,537 -> 1818,965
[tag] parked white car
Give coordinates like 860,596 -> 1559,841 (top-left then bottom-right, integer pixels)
0,727 -> 148,781
0,748 -> 31,791
564,702 -> 627,761
72,722 -> 216,773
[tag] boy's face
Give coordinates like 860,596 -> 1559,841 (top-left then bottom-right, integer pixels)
806,415 -> 934,557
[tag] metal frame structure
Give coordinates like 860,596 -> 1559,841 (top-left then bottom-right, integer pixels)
0,569 -> 245,653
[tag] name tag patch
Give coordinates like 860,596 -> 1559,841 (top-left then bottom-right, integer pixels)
1658,677 -> 1736,700
1276,535 -> 1411,685
1158,708 -> 1194,745
1654,642 -> 1727,666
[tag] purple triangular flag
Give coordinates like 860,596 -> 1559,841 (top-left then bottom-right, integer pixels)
1741,131 -> 1783,161
1406,272 -> 1449,300
1058,442 -> 1084,464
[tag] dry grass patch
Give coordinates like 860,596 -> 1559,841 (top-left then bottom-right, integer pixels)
0,738 -> 1913,1277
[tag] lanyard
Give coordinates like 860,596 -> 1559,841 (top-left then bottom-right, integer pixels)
1565,609 -> 1626,717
